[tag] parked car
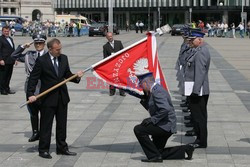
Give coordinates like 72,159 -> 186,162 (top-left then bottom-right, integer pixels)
89,23 -> 108,36
0,21 -> 23,35
170,24 -> 185,36
98,21 -> 119,35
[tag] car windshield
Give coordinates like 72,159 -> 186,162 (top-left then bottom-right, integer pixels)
173,24 -> 184,28
91,23 -> 104,27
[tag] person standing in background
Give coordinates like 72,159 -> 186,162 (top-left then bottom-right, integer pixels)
103,32 -> 126,96
0,26 -> 16,95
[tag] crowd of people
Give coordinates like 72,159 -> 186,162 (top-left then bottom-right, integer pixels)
191,19 -> 250,38
1,20 -> 89,37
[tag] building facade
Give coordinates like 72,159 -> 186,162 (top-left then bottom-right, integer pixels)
53,0 -> 250,29
0,0 -> 54,21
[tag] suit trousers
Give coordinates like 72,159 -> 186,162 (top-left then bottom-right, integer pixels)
109,85 -> 125,95
134,123 -> 172,159
189,95 -> 209,146
0,64 -> 14,92
39,95 -> 68,153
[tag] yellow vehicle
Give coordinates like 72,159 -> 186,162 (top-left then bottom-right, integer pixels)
55,15 -> 92,26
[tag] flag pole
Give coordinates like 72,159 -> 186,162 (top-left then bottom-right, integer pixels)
19,67 -> 92,108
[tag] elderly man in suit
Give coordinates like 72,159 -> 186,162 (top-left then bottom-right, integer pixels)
27,38 -> 84,159
0,26 -> 16,95
103,32 -> 125,96
132,72 -> 194,163
11,34 -> 47,142
185,30 -> 211,148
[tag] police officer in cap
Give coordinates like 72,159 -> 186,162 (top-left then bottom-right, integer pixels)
129,72 -> 194,162
11,34 -> 47,142
184,30 -> 210,148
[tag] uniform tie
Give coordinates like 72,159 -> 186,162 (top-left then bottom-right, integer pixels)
53,57 -> 58,76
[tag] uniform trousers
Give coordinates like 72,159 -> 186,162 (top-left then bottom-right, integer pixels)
134,123 -> 172,159
27,102 -> 40,131
39,95 -> 68,153
189,95 -> 209,146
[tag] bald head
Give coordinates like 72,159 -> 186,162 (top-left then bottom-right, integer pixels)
106,32 -> 113,42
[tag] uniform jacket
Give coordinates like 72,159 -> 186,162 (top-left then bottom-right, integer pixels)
27,52 -> 80,107
11,45 -> 47,77
184,43 -> 210,95
0,35 -> 15,64
103,40 -> 123,58
140,84 -> 177,133
11,45 -> 47,94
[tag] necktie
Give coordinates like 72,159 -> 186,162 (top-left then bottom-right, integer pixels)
53,57 -> 58,76
37,52 -> 40,57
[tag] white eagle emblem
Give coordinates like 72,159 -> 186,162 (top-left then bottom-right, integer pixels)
127,58 -> 149,87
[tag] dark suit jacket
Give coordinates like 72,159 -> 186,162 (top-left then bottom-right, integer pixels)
141,84 -> 177,133
0,35 -> 15,64
27,52 -> 80,107
103,40 -> 123,58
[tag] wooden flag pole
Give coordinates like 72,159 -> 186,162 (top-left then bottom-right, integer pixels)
19,67 -> 92,108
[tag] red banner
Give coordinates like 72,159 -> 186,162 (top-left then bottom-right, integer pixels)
91,32 -> 168,95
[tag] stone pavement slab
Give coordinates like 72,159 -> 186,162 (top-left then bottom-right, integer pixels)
0,32 -> 250,166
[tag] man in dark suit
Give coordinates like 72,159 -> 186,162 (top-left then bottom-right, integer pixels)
103,32 -> 125,96
0,26 -> 16,95
132,72 -> 194,162
27,38 -> 84,159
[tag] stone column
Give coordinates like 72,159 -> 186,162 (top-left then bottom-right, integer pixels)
223,10 -> 228,24
8,8 -> 11,15
0,8 -> 3,16
153,11 -> 157,30
185,10 -> 189,24
101,12 -> 105,21
126,11 -> 129,25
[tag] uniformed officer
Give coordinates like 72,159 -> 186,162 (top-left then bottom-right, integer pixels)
184,30 -> 211,148
11,34 -> 47,142
130,72 -> 194,162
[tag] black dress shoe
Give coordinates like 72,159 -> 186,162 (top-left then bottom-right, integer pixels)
28,132 -> 39,142
39,152 -> 52,159
180,103 -> 188,107
185,130 -> 196,136
141,156 -> 163,163
7,90 -> 15,94
185,122 -> 194,127
185,145 -> 195,160
189,143 -> 207,149
120,93 -> 126,96
1,91 -> 8,95
57,149 -> 77,156
184,115 -> 192,120
182,109 -> 190,113
109,93 -> 115,96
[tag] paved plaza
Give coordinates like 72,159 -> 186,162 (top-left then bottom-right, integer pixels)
0,32 -> 250,167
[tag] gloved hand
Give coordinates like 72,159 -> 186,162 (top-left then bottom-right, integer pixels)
190,93 -> 198,97
141,118 -> 152,126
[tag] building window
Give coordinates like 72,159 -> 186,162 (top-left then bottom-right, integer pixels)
11,8 -> 16,15
3,8 -> 8,14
